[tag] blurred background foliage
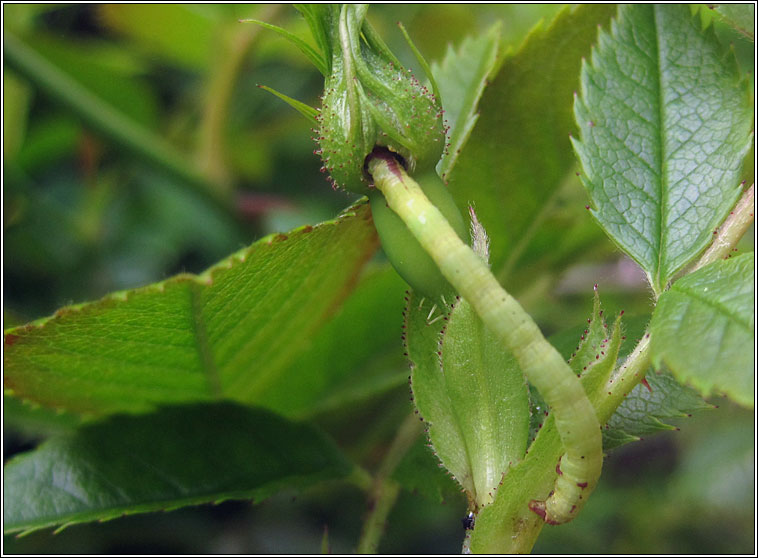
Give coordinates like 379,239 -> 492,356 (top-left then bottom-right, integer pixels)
3,3 -> 754,554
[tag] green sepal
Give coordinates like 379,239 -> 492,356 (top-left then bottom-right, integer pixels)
241,18 -> 327,77
405,292 -> 530,511
294,4 -> 339,71
257,85 -> 318,123
567,288 -> 623,400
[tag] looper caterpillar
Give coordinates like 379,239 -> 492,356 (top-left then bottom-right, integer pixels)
367,150 -> 602,525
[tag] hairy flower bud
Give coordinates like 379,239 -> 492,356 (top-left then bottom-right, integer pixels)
315,5 -> 445,193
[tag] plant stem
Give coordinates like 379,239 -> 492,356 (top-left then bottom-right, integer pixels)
356,413 -> 422,554
356,480 -> 401,554
689,183 -> 755,273
3,31 -> 231,212
347,465 -> 374,493
197,5 -> 284,191
367,152 -> 602,527
598,330 -> 652,422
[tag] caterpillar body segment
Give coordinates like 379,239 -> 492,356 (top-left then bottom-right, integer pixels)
368,151 -> 602,525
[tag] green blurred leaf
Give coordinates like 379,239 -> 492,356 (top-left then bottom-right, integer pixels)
573,4 -> 753,292
1,4 -> 60,34
603,369 -> 715,450
432,23 -> 500,179
672,402 -> 754,514
97,4 -> 219,69
3,70 -> 32,159
4,201 -> 378,415
448,4 -> 617,278
650,252 -> 754,407
24,34 -> 159,127
3,402 -> 353,535
3,32 -> 220,206
406,292 -> 529,509
392,436 -> 461,504
15,115 -> 81,171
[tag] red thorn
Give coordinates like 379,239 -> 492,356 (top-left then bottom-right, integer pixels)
640,377 -> 652,393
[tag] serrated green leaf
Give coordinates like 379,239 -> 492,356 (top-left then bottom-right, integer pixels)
404,294 -> 467,497
406,292 -> 529,509
711,4 -> 755,41
432,23 -> 500,178
603,369 -> 714,450
650,252 -> 755,407
3,402 -> 353,535
573,4 -> 753,292
448,5 -> 617,280
4,201 -> 378,415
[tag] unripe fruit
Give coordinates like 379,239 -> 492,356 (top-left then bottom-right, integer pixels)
315,5 -> 445,194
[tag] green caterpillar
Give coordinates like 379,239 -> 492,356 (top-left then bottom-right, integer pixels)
369,169 -> 467,299
368,152 -> 603,525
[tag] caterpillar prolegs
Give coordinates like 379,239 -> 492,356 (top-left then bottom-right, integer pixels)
368,151 -> 602,525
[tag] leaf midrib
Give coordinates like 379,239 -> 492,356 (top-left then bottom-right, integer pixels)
653,4 -> 668,292
190,282 -> 222,398
671,282 -> 753,332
